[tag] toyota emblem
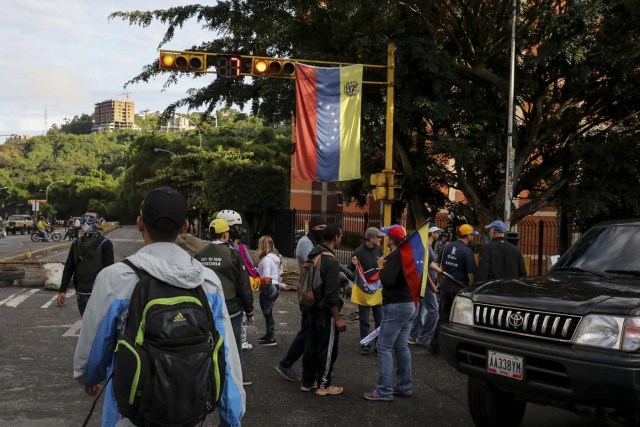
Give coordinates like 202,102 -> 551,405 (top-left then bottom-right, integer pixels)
509,313 -> 524,327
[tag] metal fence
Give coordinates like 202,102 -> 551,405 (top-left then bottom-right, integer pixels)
248,209 -> 581,276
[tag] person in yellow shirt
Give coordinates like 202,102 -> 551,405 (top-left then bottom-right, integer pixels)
36,216 -> 50,242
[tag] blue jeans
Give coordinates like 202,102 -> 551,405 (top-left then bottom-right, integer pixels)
259,284 -> 280,339
410,290 -> 439,344
359,304 -> 382,348
375,302 -> 416,398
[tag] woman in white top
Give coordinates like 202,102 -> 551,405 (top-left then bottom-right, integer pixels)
257,235 -> 283,346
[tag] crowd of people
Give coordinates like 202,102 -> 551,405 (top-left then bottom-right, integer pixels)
59,186 -> 527,426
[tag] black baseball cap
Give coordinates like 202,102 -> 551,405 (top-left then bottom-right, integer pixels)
140,187 -> 187,231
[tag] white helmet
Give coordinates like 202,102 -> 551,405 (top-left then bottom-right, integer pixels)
216,210 -> 242,226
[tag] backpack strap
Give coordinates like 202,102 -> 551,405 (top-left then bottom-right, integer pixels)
312,251 -> 335,267
73,235 -> 103,267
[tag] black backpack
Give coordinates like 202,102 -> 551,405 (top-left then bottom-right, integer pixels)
112,260 -> 226,427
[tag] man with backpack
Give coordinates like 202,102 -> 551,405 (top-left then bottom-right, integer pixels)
195,218 -> 254,385
73,187 -> 245,427
300,224 -> 347,396
56,210 -> 114,316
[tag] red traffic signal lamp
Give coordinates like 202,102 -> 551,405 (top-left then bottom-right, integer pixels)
252,58 -> 295,76
159,51 -> 207,72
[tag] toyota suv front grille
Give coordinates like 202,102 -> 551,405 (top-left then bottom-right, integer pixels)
473,303 -> 581,341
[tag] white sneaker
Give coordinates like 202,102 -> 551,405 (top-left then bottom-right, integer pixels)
242,342 -> 253,352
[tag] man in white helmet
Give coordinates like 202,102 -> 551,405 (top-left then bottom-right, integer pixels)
217,210 -> 259,352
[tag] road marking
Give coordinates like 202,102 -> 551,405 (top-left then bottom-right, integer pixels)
2,288 -> 41,307
41,289 -> 75,308
0,290 -> 24,306
276,311 -> 289,314
62,319 -> 82,337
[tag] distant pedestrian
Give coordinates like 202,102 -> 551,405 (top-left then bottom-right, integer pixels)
301,224 -> 346,396
434,232 -> 449,261
409,224 -> 442,347
256,235 -> 283,346
276,215 -> 327,382
348,227 -> 384,356
57,210 -> 114,316
430,224 -> 478,355
364,225 -> 416,402
477,220 -> 527,281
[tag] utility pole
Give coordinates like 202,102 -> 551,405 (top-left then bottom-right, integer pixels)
504,0 -> 517,230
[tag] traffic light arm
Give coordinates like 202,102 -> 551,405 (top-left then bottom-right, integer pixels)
158,49 -> 388,83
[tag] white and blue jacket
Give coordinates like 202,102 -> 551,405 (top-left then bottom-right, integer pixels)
73,242 -> 245,426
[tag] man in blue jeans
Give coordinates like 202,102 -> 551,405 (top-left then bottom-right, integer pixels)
409,224 -> 443,347
364,225 -> 417,402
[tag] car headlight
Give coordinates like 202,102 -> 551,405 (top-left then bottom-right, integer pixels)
622,317 -> 640,351
450,296 -> 474,326
573,315 -> 624,349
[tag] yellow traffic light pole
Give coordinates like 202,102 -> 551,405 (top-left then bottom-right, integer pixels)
383,42 -> 395,229
159,43 -> 397,228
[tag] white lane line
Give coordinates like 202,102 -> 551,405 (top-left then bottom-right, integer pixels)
0,290 -> 26,306
4,288 -> 41,307
62,319 -> 83,337
276,311 -> 289,314
41,289 -> 75,308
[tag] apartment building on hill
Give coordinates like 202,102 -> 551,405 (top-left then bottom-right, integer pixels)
92,99 -> 139,132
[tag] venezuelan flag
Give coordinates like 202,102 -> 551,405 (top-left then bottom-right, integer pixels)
397,222 -> 430,305
294,63 -> 363,182
351,261 -> 383,306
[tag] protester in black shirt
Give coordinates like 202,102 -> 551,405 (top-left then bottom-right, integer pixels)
477,220 -> 527,281
301,224 -> 346,396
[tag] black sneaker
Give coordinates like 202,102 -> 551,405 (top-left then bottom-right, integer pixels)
360,346 -> 370,356
258,337 -> 277,346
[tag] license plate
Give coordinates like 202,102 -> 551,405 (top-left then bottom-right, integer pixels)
487,350 -> 524,380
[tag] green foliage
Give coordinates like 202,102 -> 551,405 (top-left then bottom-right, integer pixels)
112,0 -> 640,227
60,114 -> 93,134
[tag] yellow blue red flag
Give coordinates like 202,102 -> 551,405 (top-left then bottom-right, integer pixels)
294,63 -> 363,182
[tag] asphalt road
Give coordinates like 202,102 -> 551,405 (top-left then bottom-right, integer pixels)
0,226 -> 626,426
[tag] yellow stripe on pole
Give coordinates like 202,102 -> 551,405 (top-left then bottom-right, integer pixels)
338,64 -> 363,181
419,227 -> 430,297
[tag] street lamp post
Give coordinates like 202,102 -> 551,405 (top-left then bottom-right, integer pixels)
154,147 -> 177,156
45,180 -> 63,203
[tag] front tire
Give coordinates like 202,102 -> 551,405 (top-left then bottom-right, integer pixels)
51,232 -> 62,242
467,377 -> 526,427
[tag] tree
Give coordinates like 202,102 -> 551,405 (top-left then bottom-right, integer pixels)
109,0 -> 640,225
60,114 -> 93,134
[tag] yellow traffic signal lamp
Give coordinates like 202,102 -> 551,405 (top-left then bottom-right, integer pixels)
253,58 -> 269,74
159,51 -> 207,72
387,171 -> 404,201
253,58 -> 295,76
369,173 -> 387,201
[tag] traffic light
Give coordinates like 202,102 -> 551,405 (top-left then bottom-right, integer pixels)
387,172 -> 404,201
159,51 -> 207,72
369,173 -> 387,201
252,58 -> 295,76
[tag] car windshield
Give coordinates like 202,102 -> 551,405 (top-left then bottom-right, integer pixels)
553,224 -> 640,274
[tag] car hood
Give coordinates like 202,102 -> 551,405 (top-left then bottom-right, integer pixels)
466,272 -> 640,316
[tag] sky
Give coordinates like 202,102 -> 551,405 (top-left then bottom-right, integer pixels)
0,0 -> 214,142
